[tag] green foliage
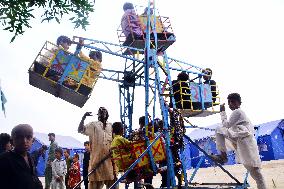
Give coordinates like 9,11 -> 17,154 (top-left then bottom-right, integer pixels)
0,0 -> 94,42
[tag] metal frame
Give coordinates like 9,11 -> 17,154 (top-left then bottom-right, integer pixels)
69,1 -> 251,188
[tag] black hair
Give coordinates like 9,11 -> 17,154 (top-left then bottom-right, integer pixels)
0,133 -> 11,151
56,35 -> 72,46
73,153 -> 79,159
48,133 -> 55,137
177,71 -> 189,81
112,122 -> 123,135
98,107 -> 109,121
64,149 -> 70,155
55,147 -> 63,155
139,116 -> 147,126
41,145 -> 48,150
84,141 -> 90,146
202,68 -> 212,75
227,93 -> 242,104
89,51 -> 102,62
123,2 -> 134,11
154,119 -> 163,132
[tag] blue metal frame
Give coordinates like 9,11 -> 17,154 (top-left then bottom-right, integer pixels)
70,1 -> 241,187
119,84 -> 134,137
189,141 -> 211,183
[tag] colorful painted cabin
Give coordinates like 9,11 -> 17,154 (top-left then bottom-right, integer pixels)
118,10 -> 176,55
171,81 -> 220,117
28,41 -> 101,107
111,137 -> 165,181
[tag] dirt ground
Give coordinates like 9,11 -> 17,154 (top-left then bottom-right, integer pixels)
39,159 -> 284,189
185,159 -> 284,189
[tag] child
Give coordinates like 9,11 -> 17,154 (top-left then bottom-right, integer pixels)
51,147 -> 67,189
68,154 -> 81,189
121,2 -> 143,44
0,124 -> 43,189
79,50 -> 103,87
202,68 -> 218,108
210,93 -> 267,189
111,122 -> 133,172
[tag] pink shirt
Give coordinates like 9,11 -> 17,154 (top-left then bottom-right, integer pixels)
121,9 -> 143,37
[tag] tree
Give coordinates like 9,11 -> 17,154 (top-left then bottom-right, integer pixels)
0,0 -> 95,42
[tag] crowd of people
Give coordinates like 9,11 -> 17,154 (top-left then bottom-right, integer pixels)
0,129 -> 87,189
0,94 -> 268,189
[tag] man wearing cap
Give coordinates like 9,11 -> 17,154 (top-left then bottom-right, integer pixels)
78,107 -> 116,189
45,133 -> 58,189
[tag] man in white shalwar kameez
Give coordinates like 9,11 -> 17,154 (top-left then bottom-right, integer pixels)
211,93 -> 267,189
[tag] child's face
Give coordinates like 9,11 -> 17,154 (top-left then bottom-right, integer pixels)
84,144 -> 90,151
5,141 -> 12,152
73,157 -> 78,163
61,42 -> 71,51
228,99 -> 240,110
55,152 -> 62,160
63,151 -> 69,158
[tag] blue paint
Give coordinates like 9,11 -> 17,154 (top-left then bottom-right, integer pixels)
257,119 -> 284,161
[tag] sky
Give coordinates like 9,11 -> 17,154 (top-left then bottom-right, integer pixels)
0,0 -> 284,143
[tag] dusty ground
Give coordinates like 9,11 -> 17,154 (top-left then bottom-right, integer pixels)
40,159 -> 284,188
186,159 -> 284,189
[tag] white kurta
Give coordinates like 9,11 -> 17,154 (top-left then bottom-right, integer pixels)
51,159 -> 67,189
216,108 -> 261,167
82,121 -> 114,182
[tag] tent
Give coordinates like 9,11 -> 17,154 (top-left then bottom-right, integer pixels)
30,132 -> 85,176
184,124 -> 235,168
184,119 -> 284,168
256,119 -> 284,161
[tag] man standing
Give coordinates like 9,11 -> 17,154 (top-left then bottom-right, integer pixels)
210,93 -> 267,189
45,133 -> 58,189
83,141 -> 91,189
78,107 -> 116,189
0,124 -> 43,189
64,149 -> 73,189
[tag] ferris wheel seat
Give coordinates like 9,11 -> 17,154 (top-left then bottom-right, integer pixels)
29,67 -> 89,107
170,81 -> 220,117
122,32 -> 175,55
28,41 -> 101,107
111,137 -> 166,173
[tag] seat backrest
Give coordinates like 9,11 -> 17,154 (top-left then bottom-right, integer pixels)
131,137 -> 166,167
51,49 -> 89,82
190,82 -> 213,103
139,15 -> 164,33
111,145 -> 135,172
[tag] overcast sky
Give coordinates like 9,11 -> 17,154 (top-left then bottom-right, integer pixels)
0,0 -> 283,143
